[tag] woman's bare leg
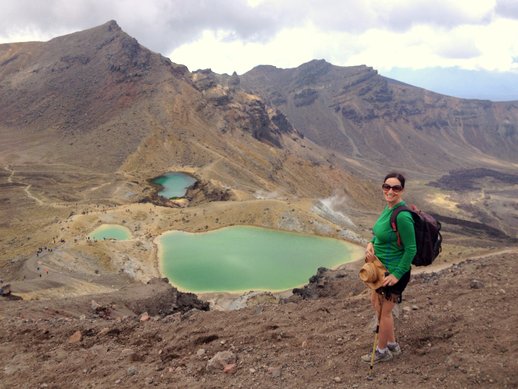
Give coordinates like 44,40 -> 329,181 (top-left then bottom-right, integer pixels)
371,291 -> 396,349
378,298 -> 396,348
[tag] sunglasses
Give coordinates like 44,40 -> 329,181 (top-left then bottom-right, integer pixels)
382,183 -> 403,192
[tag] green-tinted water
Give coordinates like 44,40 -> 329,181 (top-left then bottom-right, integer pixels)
158,226 -> 363,293
89,224 -> 132,241
152,172 -> 197,198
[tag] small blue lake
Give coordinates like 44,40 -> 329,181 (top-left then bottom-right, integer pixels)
89,224 -> 132,241
158,226 -> 363,293
152,172 -> 197,199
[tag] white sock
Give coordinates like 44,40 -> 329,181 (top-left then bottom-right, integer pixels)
387,341 -> 398,347
377,346 -> 388,353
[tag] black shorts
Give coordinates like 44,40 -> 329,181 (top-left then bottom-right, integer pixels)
376,270 -> 411,303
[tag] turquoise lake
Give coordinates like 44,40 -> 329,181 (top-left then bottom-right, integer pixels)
152,172 -> 197,198
89,224 -> 132,241
158,226 -> 363,293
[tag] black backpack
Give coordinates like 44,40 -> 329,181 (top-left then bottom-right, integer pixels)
390,204 -> 442,266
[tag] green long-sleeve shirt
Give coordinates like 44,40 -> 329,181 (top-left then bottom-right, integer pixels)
370,201 -> 417,280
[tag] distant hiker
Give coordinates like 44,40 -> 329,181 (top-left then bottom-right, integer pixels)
0,284 -> 11,296
360,172 -> 416,364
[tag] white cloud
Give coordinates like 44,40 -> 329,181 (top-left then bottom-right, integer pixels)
170,24 -> 323,73
473,18 -> 518,71
0,0 -> 517,75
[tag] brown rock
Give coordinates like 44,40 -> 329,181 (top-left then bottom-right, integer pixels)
207,351 -> 237,372
268,366 -> 282,378
223,363 -> 237,374
68,330 -> 82,344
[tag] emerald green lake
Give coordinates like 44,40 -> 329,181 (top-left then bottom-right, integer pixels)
158,226 -> 363,293
89,224 -> 132,241
152,172 -> 197,198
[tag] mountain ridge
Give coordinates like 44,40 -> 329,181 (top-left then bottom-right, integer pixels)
239,59 -> 518,173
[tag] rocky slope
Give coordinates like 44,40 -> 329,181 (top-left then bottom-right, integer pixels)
240,60 -> 518,174
1,251 -> 517,388
0,20 -> 304,177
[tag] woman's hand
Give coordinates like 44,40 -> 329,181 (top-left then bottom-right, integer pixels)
383,273 -> 399,287
365,242 -> 375,262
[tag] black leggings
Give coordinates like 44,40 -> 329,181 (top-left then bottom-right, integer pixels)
376,270 -> 411,303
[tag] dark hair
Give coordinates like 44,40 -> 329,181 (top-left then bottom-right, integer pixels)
384,172 -> 406,188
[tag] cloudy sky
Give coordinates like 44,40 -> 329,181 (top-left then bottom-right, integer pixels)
2,0 -> 518,100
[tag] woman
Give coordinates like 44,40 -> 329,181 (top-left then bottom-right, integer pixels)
362,172 -> 416,364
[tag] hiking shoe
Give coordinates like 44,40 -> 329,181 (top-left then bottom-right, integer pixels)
387,343 -> 401,356
361,349 -> 393,364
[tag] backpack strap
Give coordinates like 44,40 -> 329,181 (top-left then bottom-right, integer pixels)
390,205 -> 412,247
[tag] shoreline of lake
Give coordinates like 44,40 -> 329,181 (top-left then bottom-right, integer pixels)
151,172 -> 197,199
156,225 -> 365,294
89,224 -> 133,241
